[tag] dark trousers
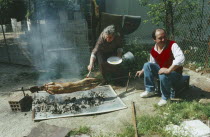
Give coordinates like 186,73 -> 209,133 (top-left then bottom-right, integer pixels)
97,52 -> 127,81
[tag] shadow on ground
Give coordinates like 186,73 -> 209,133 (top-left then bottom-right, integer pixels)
115,77 -> 210,103
177,85 -> 210,102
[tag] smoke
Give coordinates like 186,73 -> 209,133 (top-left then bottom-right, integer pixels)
27,14 -> 89,85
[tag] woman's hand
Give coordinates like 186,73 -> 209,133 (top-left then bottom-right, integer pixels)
87,64 -> 94,72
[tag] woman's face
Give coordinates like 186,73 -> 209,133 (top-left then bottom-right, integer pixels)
105,34 -> 114,42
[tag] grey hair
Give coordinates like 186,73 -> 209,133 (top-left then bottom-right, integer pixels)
103,25 -> 116,35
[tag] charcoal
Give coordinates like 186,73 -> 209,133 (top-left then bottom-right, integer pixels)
33,91 -> 106,115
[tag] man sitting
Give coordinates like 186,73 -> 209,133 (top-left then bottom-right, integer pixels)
135,28 -> 185,106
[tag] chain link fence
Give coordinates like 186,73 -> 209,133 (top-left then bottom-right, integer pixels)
117,0 -> 210,74
0,0 -> 209,75
0,16 -> 91,78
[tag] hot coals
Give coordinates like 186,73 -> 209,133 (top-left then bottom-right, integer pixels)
33,91 -> 106,115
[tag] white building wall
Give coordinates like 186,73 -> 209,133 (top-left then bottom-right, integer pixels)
105,0 -> 157,44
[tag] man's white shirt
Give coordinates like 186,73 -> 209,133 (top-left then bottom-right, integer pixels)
149,43 -> 185,66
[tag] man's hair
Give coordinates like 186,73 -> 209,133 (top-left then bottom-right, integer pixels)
152,28 -> 166,40
103,25 -> 116,36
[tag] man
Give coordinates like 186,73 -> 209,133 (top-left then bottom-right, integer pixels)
135,28 -> 185,106
87,25 -> 123,80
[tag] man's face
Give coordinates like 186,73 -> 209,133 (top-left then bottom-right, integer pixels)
105,34 -> 114,42
154,30 -> 167,46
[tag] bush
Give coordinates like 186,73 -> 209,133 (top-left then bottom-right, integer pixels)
123,41 -> 151,75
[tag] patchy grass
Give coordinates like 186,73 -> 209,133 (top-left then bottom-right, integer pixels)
116,124 -> 135,137
156,100 -> 210,121
116,100 -> 210,137
137,115 -> 168,136
66,126 -> 91,136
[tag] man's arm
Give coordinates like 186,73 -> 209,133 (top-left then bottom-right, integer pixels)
172,43 -> 185,65
159,43 -> 185,74
159,65 -> 181,74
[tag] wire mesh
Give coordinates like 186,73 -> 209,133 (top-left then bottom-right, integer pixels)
0,17 -> 91,75
123,0 -> 210,73
173,0 -> 210,72
0,0 -> 209,74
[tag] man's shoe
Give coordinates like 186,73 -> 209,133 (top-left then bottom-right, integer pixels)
158,99 -> 168,106
140,91 -> 156,98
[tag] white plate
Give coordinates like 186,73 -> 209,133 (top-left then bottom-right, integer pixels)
107,56 -> 122,65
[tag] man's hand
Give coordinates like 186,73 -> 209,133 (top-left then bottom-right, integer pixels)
158,68 -> 170,74
135,70 -> 144,78
44,82 -> 64,94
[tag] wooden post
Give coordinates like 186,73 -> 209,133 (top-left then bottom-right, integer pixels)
132,101 -> 138,137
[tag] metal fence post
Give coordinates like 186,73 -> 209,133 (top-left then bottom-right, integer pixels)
0,16 -> 11,63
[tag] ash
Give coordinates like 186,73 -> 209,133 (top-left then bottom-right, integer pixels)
33,91 -> 106,114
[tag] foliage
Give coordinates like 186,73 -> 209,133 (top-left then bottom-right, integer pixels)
157,100 -> 210,121
28,0 -> 77,20
66,126 -> 91,136
116,124 -> 135,137
115,100 -> 210,136
137,115 -> 168,136
138,0 -> 202,38
0,0 -> 27,23
0,0 -> 13,23
179,40 -> 208,69
138,0 -> 208,70
123,38 -> 151,75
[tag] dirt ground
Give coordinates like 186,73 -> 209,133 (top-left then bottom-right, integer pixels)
0,63 -> 210,137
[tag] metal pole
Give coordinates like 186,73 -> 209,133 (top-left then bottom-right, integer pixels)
0,7 -> 11,63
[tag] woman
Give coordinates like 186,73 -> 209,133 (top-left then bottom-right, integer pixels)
87,25 -> 123,79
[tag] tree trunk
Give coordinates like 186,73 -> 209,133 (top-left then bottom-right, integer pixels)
164,0 -> 174,39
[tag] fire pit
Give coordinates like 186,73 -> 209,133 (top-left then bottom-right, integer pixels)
32,85 -> 127,121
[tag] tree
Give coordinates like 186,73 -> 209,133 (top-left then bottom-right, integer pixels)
0,0 -> 13,24
27,0 -> 76,20
138,0 -> 201,39
0,0 -> 27,23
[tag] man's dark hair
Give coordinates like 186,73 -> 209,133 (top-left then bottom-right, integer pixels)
152,28 -> 166,40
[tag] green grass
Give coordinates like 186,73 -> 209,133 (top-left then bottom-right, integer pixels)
157,100 -> 210,121
65,101 -> 210,137
116,124 -> 135,137
116,100 -> 210,137
66,126 -> 91,136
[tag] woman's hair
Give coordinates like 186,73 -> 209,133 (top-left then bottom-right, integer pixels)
103,25 -> 116,36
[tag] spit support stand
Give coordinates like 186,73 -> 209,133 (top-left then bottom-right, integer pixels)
21,87 -> 26,97
125,72 -> 131,92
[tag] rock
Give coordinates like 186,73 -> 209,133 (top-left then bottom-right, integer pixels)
199,99 -> 210,104
165,120 -> 210,137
